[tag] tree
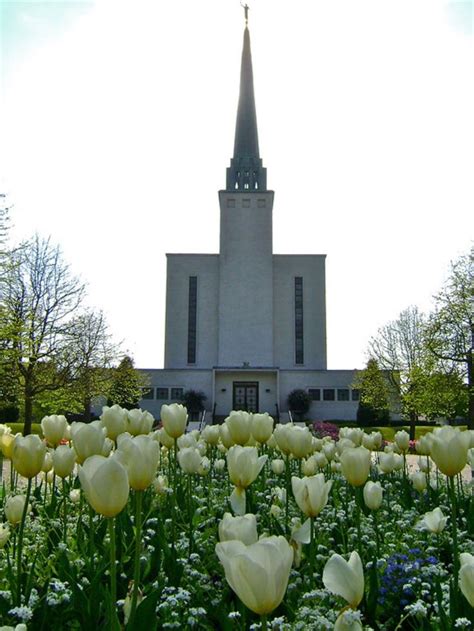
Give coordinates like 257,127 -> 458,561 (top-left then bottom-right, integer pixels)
181,389 -> 207,421
1,235 -> 86,434
67,311 -> 119,421
287,389 -> 311,421
425,252 -> 473,429
353,358 -> 391,425
368,306 -> 427,437
107,355 -> 145,410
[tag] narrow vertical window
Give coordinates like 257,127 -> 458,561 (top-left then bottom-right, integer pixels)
188,276 -> 197,364
295,276 -> 304,364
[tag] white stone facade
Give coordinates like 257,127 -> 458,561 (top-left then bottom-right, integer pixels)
138,24 -> 362,423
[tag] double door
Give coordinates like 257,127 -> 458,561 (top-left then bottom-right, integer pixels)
233,381 -> 259,413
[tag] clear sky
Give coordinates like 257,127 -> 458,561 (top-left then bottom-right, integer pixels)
1,0 -> 473,370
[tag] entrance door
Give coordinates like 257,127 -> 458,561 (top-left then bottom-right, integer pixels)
233,382 -> 259,413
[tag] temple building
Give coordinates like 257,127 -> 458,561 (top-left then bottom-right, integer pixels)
139,18 -> 360,422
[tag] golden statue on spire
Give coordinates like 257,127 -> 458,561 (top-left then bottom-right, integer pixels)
241,2 -> 249,26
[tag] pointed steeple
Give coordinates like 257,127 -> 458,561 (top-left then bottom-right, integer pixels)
226,22 -> 267,191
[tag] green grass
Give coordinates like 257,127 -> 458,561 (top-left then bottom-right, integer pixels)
4,422 -> 43,437
365,425 -> 467,441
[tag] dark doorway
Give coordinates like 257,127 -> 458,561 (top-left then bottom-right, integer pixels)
233,382 -> 259,412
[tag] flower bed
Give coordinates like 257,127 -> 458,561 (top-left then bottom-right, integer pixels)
0,410 -> 473,630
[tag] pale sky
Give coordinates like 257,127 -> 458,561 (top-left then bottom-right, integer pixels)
1,0 -> 473,370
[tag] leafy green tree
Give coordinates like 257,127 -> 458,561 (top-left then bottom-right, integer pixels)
425,252 -> 473,429
107,355 -> 145,410
1,235 -> 86,434
353,358 -> 391,425
368,306 -> 427,437
67,311 -> 119,421
287,389 -> 311,421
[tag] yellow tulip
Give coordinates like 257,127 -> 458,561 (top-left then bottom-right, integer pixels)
115,434 -> 160,490
226,446 -> 267,489
429,427 -> 470,477
323,551 -> 364,609
12,434 -> 46,479
218,512 -> 258,545
340,447 -> 371,487
100,405 -> 128,440
0,523 -> 10,548
215,536 -> 293,615
291,473 -> 332,518
71,421 -> 106,464
250,413 -> 274,444
126,408 -> 154,436
459,553 -> 474,607
363,481 -> 383,510
225,411 -> 251,446
40,414 -> 68,447
160,403 -> 188,439
4,495 -> 29,526
78,455 -> 129,517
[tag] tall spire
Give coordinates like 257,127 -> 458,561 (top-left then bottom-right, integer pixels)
226,12 -> 267,191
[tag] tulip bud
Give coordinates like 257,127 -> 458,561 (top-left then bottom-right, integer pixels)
415,435 -> 431,456
79,455 -> 129,517
292,473 -> 332,518
417,507 -> 447,534
219,423 -> 234,449
417,456 -> 430,473
363,481 -> 383,510
322,441 -> 336,461
218,512 -> 258,545
100,405 -> 128,440
314,452 -> 328,469
153,475 -> 169,495
41,415 -> 68,447
394,430 -> 410,453
0,523 -> 11,548
340,447 -> 371,487
215,536 -> 293,615
250,413 -> 274,444
198,456 -> 211,476
410,471 -> 427,492
227,446 -> 267,489
214,458 -> 226,471
323,551 -> 364,609
69,489 -> 81,504
271,459 -> 285,475
430,427 -> 470,477
273,424 -> 293,455
201,425 -> 220,446
225,411 -> 252,446
71,422 -> 106,464
126,408 -> 154,436
378,452 -> 396,474
13,434 -> 47,479
41,451 -> 53,473
459,553 -> 474,607
161,403 -> 188,439
302,456 -> 317,477
0,432 -> 16,459
5,495 -> 29,525
177,447 -> 202,474
115,434 -> 160,490
287,425 -> 313,459
158,428 -> 174,449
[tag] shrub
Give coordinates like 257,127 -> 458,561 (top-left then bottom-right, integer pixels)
287,389 -> 311,420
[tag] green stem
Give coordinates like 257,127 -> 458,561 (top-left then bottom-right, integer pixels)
448,475 -> 459,614
16,477 -> 32,605
261,614 -> 268,631
187,475 -> 194,556
310,516 -> 315,578
130,489 -> 143,624
285,454 -> 290,535
62,478 -> 68,544
108,517 -> 117,627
